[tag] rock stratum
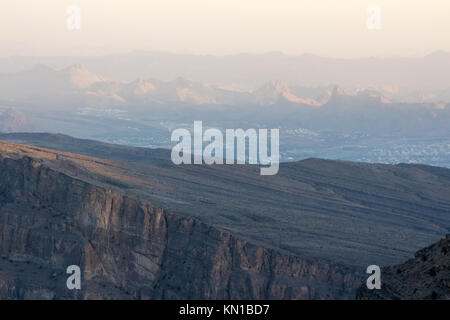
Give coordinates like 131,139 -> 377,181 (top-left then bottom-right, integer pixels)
0,134 -> 449,299
357,235 -> 449,300
0,141 -> 359,299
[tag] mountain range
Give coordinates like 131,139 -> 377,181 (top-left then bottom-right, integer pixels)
0,133 -> 449,299
2,51 -> 450,91
0,54 -> 449,169
1,63 -> 450,109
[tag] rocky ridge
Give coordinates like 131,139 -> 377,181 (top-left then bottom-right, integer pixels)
0,141 -> 360,299
356,235 -> 449,300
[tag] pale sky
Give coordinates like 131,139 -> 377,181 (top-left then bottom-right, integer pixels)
1,0 -> 449,57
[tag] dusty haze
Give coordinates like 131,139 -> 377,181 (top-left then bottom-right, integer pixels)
1,0 -> 450,58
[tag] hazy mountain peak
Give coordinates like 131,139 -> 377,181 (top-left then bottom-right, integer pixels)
253,80 -> 296,105
331,85 -> 348,97
27,64 -> 54,74
268,79 -> 290,91
126,78 -> 156,95
355,88 -> 392,104
63,64 -> 104,89
253,80 -> 333,106
425,50 -> 450,60
0,107 -> 35,133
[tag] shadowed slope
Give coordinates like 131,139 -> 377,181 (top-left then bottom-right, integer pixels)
1,134 -> 449,270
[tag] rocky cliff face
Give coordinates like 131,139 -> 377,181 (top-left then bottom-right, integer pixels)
356,235 -> 449,300
0,151 -> 361,299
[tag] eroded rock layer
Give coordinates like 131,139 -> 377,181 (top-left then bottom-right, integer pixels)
0,149 -> 360,299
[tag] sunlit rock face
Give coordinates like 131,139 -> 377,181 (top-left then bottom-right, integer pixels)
0,142 -> 361,300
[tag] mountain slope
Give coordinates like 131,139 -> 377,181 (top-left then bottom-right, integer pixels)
0,140 -> 360,299
1,133 -> 449,268
356,235 -> 449,300
0,134 -> 449,299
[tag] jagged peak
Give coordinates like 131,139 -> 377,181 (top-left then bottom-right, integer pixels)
331,85 -> 348,97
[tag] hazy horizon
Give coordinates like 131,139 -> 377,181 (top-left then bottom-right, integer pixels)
2,0 -> 450,58
2,49 -> 450,59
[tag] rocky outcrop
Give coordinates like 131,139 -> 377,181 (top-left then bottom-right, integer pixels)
356,235 -> 449,300
0,151 -> 361,299
3,134 -> 450,271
